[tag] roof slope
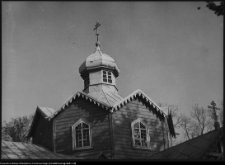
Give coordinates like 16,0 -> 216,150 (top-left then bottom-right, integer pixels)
147,127 -> 223,159
38,107 -> 56,117
1,140 -> 78,159
88,90 -> 123,107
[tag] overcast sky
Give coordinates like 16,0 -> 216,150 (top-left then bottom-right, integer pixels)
2,2 -> 223,124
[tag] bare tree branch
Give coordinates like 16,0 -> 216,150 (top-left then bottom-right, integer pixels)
2,115 -> 33,142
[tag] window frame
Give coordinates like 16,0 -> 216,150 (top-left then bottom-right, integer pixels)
71,119 -> 92,150
131,119 -> 151,150
102,70 -> 112,84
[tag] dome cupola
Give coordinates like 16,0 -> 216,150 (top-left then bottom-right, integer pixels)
79,44 -> 120,77
78,23 -> 120,94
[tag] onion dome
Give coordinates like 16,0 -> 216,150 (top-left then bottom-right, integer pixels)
79,43 -> 120,77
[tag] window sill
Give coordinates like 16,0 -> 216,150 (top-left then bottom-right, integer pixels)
73,146 -> 92,151
132,146 -> 151,150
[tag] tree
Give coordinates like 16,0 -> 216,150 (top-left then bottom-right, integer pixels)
206,1 -> 224,16
179,104 -> 214,140
197,1 -> 224,16
191,104 -> 211,136
2,115 -> 33,142
179,114 -> 194,140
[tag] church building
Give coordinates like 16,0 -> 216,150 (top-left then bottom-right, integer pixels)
2,24 -> 223,160
26,24 -> 172,159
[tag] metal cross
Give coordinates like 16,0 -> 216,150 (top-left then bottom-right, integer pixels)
208,101 -> 220,122
93,22 -> 101,42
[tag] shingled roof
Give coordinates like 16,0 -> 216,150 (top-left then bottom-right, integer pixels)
147,127 -> 224,159
1,140 -> 78,159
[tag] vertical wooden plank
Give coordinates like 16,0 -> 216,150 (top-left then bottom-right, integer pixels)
109,110 -> 114,159
53,118 -> 56,153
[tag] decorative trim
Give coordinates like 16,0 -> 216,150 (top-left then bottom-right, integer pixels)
47,91 -> 110,120
112,89 -> 166,119
47,89 -> 166,121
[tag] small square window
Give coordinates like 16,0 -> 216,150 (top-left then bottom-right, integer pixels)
102,70 -> 113,84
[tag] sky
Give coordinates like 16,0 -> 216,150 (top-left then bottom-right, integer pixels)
2,1 -> 223,127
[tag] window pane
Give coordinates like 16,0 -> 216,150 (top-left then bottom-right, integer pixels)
108,71 -> 111,75
82,123 -> 89,129
141,130 -> 146,139
83,140 -> 90,146
135,139 -> 141,146
108,80 -> 112,83
141,140 -> 147,147
140,122 -> 145,129
103,75 -> 107,78
77,141 -> 82,147
103,71 -> 106,74
134,129 -> 140,138
134,123 -> 139,128
75,123 -> 82,130
83,130 -> 89,137
103,79 -> 107,82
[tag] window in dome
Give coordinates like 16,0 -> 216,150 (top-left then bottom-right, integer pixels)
103,70 -> 112,84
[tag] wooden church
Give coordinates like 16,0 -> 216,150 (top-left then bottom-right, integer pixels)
26,24 -> 172,159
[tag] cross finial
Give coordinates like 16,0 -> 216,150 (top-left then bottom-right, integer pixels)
208,101 -> 220,130
93,22 -> 101,48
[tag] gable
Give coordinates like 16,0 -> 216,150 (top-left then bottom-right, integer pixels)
47,91 -> 110,120
113,90 -> 166,121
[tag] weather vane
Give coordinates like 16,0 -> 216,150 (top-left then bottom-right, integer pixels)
93,22 -> 101,42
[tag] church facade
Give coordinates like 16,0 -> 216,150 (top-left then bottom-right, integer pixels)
27,31 -> 171,159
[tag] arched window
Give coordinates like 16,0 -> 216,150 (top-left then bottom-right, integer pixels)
131,119 -> 150,149
72,119 -> 91,150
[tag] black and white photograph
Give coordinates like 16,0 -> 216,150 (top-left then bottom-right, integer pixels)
2,1 -> 223,160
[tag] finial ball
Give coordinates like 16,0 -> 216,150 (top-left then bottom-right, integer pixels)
96,41 -> 101,47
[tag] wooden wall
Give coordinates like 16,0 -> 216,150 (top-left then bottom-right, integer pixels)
113,97 -> 169,159
54,98 -> 112,159
32,112 -> 53,151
